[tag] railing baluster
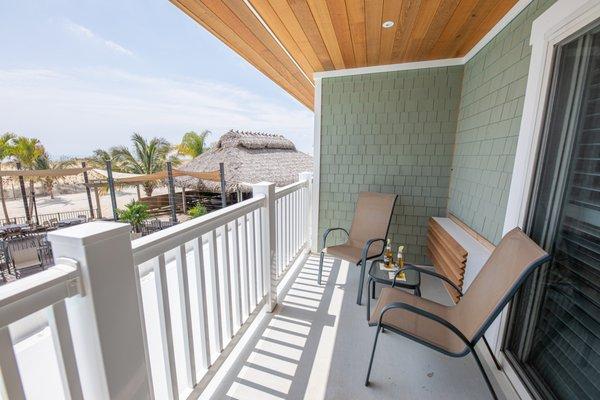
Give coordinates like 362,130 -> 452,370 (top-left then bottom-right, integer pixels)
133,263 -> 156,399
218,225 -> 233,339
230,220 -> 243,328
275,199 -> 281,276
154,254 -> 178,400
176,244 -> 196,388
208,230 -> 223,351
285,194 -> 290,269
47,300 -> 84,400
240,215 -> 250,319
254,209 -> 263,299
293,191 -> 298,254
248,211 -> 257,309
0,326 -> 26,400
192,237 -> 211,370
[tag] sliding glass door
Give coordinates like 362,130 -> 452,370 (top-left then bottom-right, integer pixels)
503,27 -> 600,400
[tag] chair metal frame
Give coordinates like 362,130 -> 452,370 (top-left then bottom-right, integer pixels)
318,194 -> 397,305
365,254 -> 551,400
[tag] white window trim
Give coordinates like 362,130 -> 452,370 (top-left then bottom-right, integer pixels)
494,1 -> 600,398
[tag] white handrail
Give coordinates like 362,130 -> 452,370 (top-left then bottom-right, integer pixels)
274,179 -> 308,199
0,260 -> 81,327
132,195 -> 265,264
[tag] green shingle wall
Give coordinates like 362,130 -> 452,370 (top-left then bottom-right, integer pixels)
319,67 -> 463,263
447,0 -> 556,244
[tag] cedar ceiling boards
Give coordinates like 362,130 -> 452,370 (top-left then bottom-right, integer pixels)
172,0 -> 519,110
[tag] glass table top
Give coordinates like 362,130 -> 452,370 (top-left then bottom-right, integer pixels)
369,259 -> 420,287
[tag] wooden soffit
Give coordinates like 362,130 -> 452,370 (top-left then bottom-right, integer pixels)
172,0 -> 519,110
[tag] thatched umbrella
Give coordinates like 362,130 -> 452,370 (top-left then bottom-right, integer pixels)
176,130 -> 313,193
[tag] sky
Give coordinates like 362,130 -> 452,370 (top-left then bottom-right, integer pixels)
0,0 -> 314,158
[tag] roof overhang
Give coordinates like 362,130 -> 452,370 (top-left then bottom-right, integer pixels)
172,0 -> 531,110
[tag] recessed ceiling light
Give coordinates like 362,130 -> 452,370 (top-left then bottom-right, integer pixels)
382,21 -> 394,28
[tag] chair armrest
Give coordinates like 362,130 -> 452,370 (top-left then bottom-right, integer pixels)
322,228 -> 349,249
393,265 -> 462,298
361,238 -> 386,261
379,301 -> 470,347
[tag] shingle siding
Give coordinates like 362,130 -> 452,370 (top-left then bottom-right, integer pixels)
319,67 -> 464,264
447,0 -> 556,244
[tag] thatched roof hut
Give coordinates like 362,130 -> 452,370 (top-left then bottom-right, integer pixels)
176,130 -> 313,193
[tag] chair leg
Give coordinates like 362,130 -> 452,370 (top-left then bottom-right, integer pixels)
365,325 -> 383,386
356,258 -> 367,305
318,251 -> 324,285
471,346 -> 498,400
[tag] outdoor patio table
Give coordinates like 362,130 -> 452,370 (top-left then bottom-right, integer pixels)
367,259 -> 421,320
0,224 -> 28,231
57,218 -> 86,227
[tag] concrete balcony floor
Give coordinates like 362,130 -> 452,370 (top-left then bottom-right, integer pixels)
208,255 -> 492,400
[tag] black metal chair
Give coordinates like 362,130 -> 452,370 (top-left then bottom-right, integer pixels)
365,228 -> 550,399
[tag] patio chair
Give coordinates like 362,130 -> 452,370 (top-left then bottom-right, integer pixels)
10,247 -> 44,278
318,192 -> 397,305
365,228 -> 550,399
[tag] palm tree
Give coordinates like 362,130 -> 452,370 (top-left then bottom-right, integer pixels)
0,133 -> 15,222
177,130 -> 210,158
113,133 -> 174,196
35,154 -> 74,199
11,136 -> 45,217
88,148 -> 122,170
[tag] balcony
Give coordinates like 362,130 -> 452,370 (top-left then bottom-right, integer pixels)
0,175 -> 495,399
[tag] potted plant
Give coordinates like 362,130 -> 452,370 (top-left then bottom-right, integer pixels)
118,201 -> 150,235
188,202 -> 207,219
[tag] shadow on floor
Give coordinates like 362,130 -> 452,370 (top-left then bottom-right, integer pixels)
210,255 -> 492,400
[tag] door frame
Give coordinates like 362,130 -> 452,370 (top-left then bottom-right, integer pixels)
496,0 -> 600,398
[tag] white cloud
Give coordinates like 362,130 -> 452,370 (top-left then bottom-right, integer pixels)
65,21 -> 134,57
0,68 -> 314,156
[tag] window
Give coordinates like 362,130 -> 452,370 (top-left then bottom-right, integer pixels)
504,28 -> 600,400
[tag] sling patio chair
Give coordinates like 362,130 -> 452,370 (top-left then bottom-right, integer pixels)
365,228 -> 550,399
10,247 -> 44,278
318,192 -> 397,305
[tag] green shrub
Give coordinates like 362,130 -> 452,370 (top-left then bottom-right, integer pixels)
118,201 -> 150,232
188,203 -> 207,219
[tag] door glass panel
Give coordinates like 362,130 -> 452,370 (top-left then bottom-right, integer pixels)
504,31 -> 600,400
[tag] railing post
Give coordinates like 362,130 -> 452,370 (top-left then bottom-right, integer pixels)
252,182 -> 276,312
47,222 -> 152,399
299,172 -> 313,249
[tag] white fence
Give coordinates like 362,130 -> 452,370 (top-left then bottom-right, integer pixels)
0,174 -> 312,400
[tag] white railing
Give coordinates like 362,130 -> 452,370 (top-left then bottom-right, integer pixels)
274,179 -> 311,279
0,173 -> 312,400
131,195 -> 268,399
0,261 -> 82,400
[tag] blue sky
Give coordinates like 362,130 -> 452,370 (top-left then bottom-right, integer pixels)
0,0 -> 314,157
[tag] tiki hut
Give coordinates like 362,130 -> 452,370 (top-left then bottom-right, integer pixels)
176,130 -> 313,196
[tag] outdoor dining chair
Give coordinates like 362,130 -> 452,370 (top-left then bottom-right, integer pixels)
365,228 -> 550,399
10,247 -> 44,278
318,192 -> 397,305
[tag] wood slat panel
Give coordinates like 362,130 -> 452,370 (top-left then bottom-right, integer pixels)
403,0 -> 444,61
248,0 -> 320,74
416,0 -> 461,60
326,0 -> 356,67
346,0 -> 367,67
379,0 -> 405,65
427,217 -> 468,303
390,0 -> 422,62
306,0 -> 346,69
365,0 -> 384,65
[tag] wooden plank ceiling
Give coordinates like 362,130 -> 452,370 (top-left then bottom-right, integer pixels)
172,0 -> 518,110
